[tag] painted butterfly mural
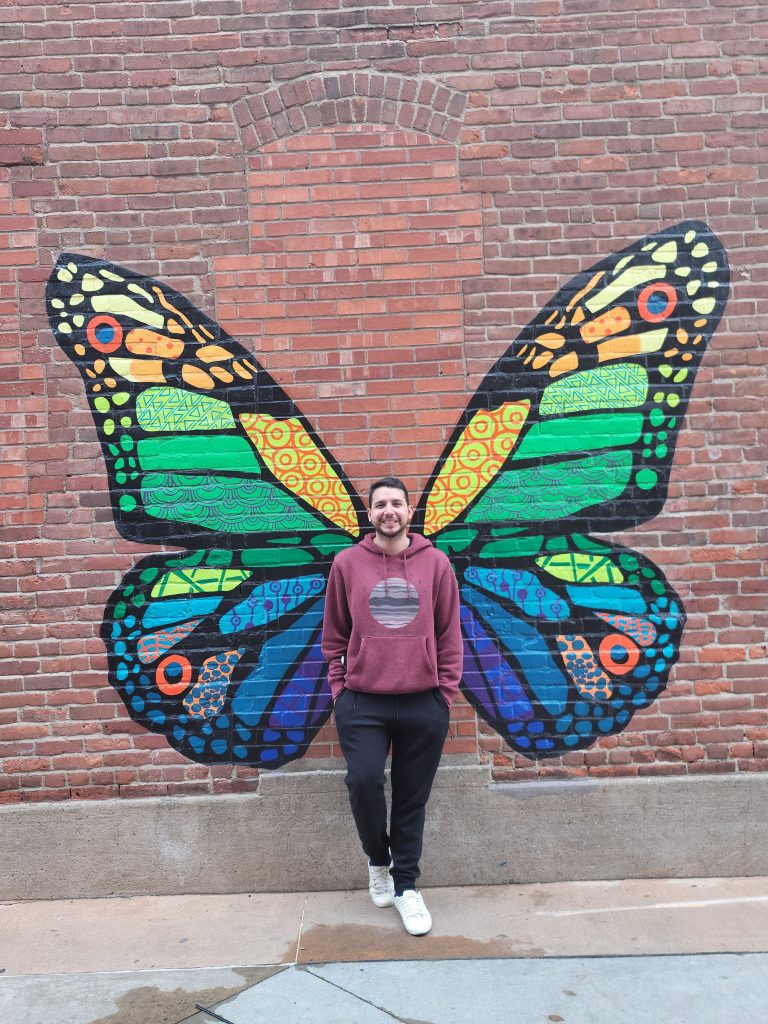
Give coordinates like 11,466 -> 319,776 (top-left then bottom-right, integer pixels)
46,221 -> 729,767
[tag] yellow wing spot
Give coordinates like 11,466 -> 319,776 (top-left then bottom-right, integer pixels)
423,401 -> 530,536
91,294 -> 165,330
197,345 -> 233,363
127,282 -> 154,301
580,306 -> 631,343
566,270 -> 604,312
548,351 -> 579,378
82,273 -> 105,293
240,413 -> 359,535
182,365 -> 216,390
596,327 -> 667,362
585,264 -> 665,314
652,240 -> 677,264
532,351 -> 553,370
570,307 -> 585,326
109,356 -> 166,382
211,366 -> 235,383
232,361 -> 253,380
152,285 -> 193,327
535,332 -> 565,350
125,328 -> 185,359
676,328 -> 689,345
693,296 -> 716,315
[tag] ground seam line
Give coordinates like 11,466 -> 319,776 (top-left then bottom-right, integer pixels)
302,965 -> 410,1023
294,895 -> 309,964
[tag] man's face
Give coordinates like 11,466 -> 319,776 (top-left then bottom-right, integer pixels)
368,486 -> 413,541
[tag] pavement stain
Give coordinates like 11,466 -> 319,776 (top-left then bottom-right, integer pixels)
298,922 -> 545,963
86,967 -> 281,1024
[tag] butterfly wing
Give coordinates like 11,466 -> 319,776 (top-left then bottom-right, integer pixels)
106,546 -> 340,766
417,222 -> 729,758
416,221 -> 728,539
47,253 -> 364,545
48,254 -> 365,765
454,534 -> 683,757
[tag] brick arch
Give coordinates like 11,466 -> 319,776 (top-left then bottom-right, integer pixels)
232,72 -> 467,154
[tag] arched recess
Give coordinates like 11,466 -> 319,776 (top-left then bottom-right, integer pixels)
218,74 -> 480,503
232,72 -> 467,153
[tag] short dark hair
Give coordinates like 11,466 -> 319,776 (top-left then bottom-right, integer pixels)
368,476 -> 409,507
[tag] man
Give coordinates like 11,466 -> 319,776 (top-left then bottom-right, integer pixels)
321,476 -> 462,936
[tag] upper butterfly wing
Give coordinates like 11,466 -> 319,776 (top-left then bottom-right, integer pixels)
416,221 -> 729,540
47,253 -> 365,545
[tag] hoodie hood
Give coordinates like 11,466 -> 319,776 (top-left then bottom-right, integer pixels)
358,532 -> 432,557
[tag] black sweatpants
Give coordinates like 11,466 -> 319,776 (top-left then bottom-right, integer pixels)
334,688 -> 450,894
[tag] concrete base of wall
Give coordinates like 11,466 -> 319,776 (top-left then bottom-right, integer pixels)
3,767 -> 765,901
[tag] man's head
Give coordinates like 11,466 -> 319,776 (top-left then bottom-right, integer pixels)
367,476 -> 413,544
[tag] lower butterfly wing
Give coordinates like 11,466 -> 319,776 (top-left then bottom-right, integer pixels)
454,534 -> 684,757
106,545 -> 341,766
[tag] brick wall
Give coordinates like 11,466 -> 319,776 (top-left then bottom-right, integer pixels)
2,0 -> 767,802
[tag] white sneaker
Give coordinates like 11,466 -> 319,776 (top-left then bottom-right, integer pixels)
368,863 -> 395,908
393,889 -> 432,935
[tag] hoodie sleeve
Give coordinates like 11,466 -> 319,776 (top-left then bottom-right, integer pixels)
435,560 -> 462,707
321,557 -> 352,701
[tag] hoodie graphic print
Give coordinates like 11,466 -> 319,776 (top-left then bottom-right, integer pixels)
321,533 -> 463,707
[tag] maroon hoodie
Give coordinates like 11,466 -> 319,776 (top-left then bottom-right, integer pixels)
321,533 -> 463,706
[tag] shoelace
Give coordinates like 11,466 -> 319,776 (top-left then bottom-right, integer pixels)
370,867 -> 392,895
396,891 -> 425,917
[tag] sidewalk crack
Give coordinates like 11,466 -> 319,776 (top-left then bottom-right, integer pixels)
301,965 -> 421,1023
293,895 -> 309,964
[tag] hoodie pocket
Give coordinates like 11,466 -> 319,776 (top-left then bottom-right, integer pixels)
347,635 -> 437,693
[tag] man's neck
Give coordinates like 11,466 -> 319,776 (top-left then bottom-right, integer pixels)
372,532 -> 411,556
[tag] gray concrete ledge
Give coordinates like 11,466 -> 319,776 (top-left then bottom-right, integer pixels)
2,770 -> 765,900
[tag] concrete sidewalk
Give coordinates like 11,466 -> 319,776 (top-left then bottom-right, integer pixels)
2,877 -> 767,1023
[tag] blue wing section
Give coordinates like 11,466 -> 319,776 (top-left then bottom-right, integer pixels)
455,536 -> 686,759
103,552 -> 334,767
